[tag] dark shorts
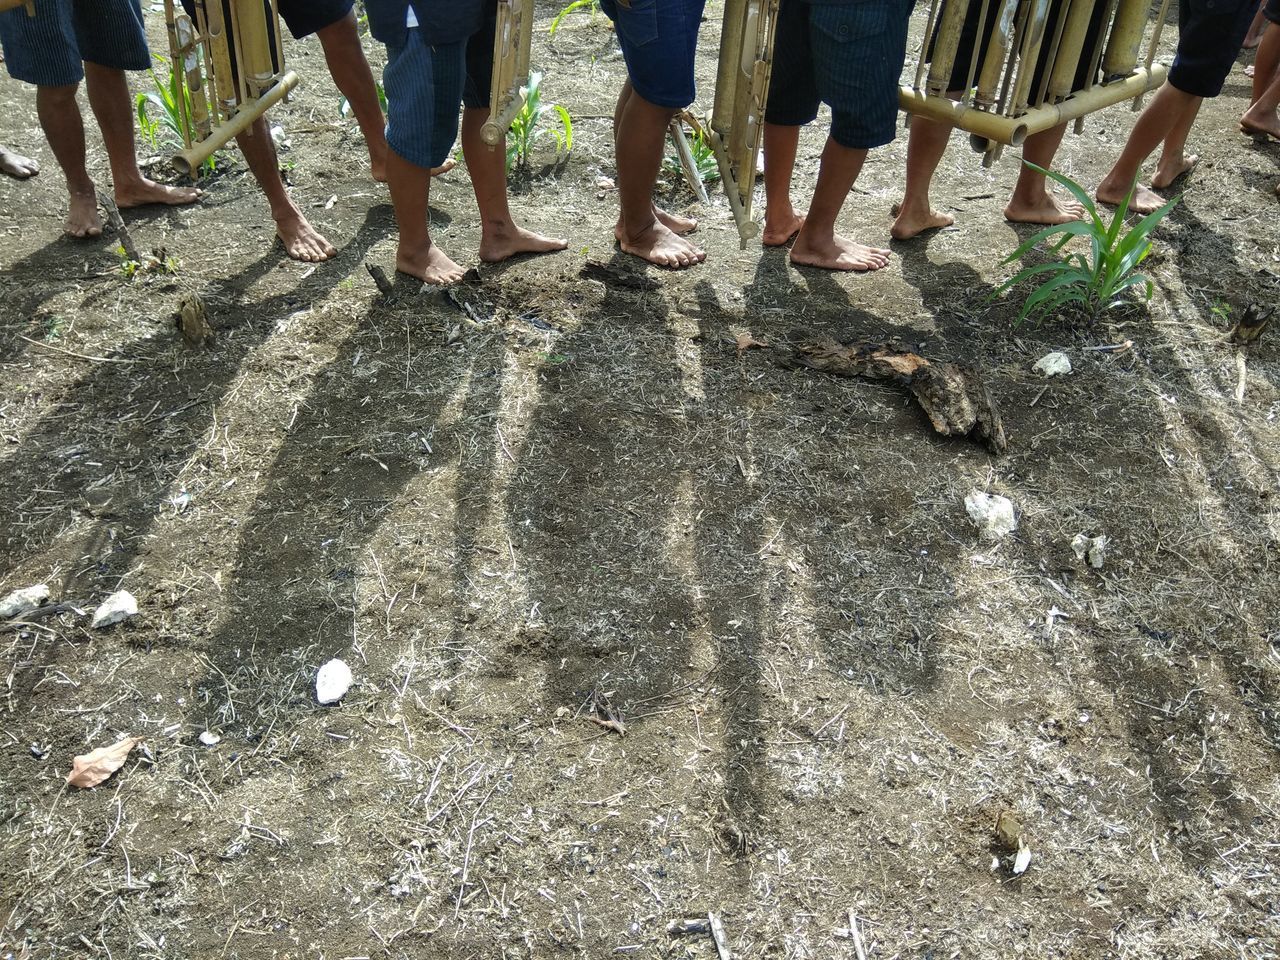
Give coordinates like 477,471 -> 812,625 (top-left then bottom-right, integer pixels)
598,0 -> 706,109
462,1 -> 498,109
0,0 -> 149,87
1265,0 -> 1279,26
935,0 -> 1106,99
277,0 -> 353,39
765,0 -> 915,150
1168,0 -> 1258,97
382,28 -> 466,168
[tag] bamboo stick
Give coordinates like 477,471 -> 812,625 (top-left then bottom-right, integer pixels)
0,0 -> 35,15
1046,0 -> 1095,102
926,0 -> 972,96
173,70 -> 299,177
974,0 -> 1020,109
1100,0 -> 1146,77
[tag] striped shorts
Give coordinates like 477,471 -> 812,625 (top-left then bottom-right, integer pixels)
382,28 -> 467,169
765,0 -> 916,151
0,0 -> 150,87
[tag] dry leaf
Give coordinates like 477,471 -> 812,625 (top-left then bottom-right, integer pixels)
66,736 -> 142,788
735,331 -> 768,358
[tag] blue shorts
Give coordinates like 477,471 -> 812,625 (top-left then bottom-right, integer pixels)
382,28 -> 466,168
0,0 -> 149,87
277,0 -> 353,38
1168,0 -> 1257,97
598,0 -> 706,109
765,0 -> 915,150
1265,0 -> 1279,26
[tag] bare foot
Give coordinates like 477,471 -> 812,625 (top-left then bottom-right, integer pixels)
654,204 -> 696,235
1245,65 -> 1255,78
1151,154 -> 1198,190
396,242 -> 465,285
276,208 -> 337,262
618,218 -> 705,269
790,231 -> 890,272
430,158 -> 457,178
1004,191 -> 1085,225
115,177 -> 201,209
1240,111 -> 1280,141
0,145 -> 39,179
65,189 -> 103,238
763,211 -> 805,247
890,201 -> 954,240
479,223 -> 568,263
1096,178 -> 1166,214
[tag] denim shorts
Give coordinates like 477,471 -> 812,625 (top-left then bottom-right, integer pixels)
765,0 -> 916,150
382,28 -> 467,168
1168,0 -> 1258,97
598,0 -> 707,109
0,0 -> 149,87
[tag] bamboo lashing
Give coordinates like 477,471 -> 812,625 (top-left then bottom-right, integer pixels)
707,0 -> 780,247
900,0 -> 1168,165
164,0 -> 298,178
481,0 -> 534,146
0,0 -> 35,16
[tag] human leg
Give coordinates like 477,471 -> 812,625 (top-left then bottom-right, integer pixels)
760,0 -> 817,246
890,112 -> 956,239
1005,123 -> 1085,224
235,115 -> 335,261
315,11 -> 390,181
34,82 -> 101,236
1241,0 -> 1280,136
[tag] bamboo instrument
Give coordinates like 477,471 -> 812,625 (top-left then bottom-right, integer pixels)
0,0 -> 35,15
707,0 -> 780,246
163,0 -> 297,178
481,0 -> 534,147
901,0 -> 1169,156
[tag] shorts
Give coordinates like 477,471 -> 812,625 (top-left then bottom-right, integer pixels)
0,0 -> 149,87
1264,0 -> 1279,26
1168,0 -> 1258,97
382,28 -> 466,168
936,0 -> 1106,100
765,0 -> 915,150
277,0 -> 353,39
462,1 -> 498,109
598,0 -> 706,109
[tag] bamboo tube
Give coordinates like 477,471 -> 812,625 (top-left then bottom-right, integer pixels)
926,0 -> 972,97
1034,0 -> 1072,108
1130,0 -> 1171,110
669,118 -> 710,204
233,0 -> 274,97
707,128 -> 759,245
712,0 -> 747,134
913,0 -> 943,91
974,0 -> 1020,109
1046,0 -> 1095,102
1007,0 -> 1052,116
201,0 -> 237,115
1100,0 -> 1146,78
898,87 -> 1030,145
173,69 -> 298,177
1017,62 -> 1165,135
482,0 -> 533,145
0,0 -> 35,15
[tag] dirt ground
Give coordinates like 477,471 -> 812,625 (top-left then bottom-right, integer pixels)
3,2 -> 1280,958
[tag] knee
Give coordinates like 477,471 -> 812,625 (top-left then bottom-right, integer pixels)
37,83 -> 79,107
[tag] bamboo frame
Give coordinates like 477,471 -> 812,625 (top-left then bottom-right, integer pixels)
0,0 -> 35,15
1100,0 -> 1147,78
163,0 -> 293,178
708,0 -> 780,246
481,0 -> 534,147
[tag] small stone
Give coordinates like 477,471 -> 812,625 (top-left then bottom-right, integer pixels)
90,590 -> 138,629
198,730 -> 221,747
1033,351 -> 1072,377
1071,533 -> 1108,568
0,584 -> 50,619
965,490 -> 1017,540
316,658 -> 353,705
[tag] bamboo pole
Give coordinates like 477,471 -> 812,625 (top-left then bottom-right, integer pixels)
173,70 -> 298,177
926,0 -> 972,97
0,0 -> 35,15
482,0 -> 534,145
1130,0 -> 1171,110
1046,0 -> 1095,102
711,0 -> 747,135
1007,0 -> 1052,116
974,0 -> 1020,109
1100,0 -> 1146,77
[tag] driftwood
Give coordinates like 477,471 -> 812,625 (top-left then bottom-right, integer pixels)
1229,303 -> 1273,345
789,340 -> 1007,453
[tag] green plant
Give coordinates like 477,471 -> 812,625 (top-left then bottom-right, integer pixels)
995,163 -> 1178,324
663,124 -> 720,186
506,72 -> 572,173
549,0 -> 600,36
136,56 -> 218,174
340,80 -> 387,119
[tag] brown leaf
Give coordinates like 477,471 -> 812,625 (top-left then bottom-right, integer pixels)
735,331 -> 768,358
66,736 -> 142,788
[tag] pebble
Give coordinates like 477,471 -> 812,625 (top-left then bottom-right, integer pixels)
316,658 -> 353,705
90,590 -> 138,629
1033,351 -> 1072,377
965,490 -> 1017,540
0,584 -> 50,619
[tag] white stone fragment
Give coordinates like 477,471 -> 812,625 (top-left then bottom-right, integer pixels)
1071,533 -> 1109,568
198,730 -> 221,747
90,590 -> 138,629
1012,843 -> 1033,875
0,584 -> 50,619
316,658 -> 353,705
965,491 -> 1017,540
1033,351 -> 1072,377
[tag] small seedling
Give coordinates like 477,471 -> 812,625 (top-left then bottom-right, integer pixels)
995,163 -> 1178,324
136,56 -> 219,174
549,0 -> 601,37
507,72 -> 572,173
340,79 -> 387,119
663,124 -> 720,186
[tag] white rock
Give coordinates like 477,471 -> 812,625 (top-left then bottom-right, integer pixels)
965,491 -> 1017,540
1071,533 -> 1108,569
1012,843 -> 1033,875
315,658 -> 353,705
90,590 -> 138,629
0,584 -> 50,619
198,730 -> 221,747
1033,351 -> 1072,377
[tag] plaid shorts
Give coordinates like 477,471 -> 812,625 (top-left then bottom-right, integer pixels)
0,0 -> 150,87
382,28 -> 467,168
766,0 -> 916,150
